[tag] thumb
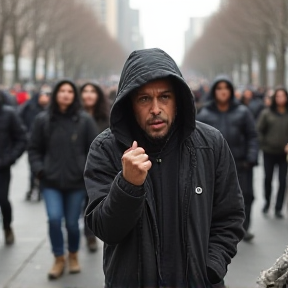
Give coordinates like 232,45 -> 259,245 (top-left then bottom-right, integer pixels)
131,140 -> 138,150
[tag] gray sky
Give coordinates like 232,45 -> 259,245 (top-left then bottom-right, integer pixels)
130,0 -> 221,65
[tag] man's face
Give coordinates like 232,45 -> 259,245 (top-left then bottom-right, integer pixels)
131,78 -> 177,140
215,81 -> 231,104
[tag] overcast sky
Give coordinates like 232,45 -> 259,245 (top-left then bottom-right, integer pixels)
130,0 -> 221,65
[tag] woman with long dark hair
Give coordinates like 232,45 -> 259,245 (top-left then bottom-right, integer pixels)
28,80 -> 98,279
80,82 -> 110,132
80,82 -> 109,252
257,87 -> 288,219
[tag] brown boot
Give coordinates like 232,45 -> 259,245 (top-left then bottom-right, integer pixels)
68,252 -> 81,274
4,228 -> 15,245
48,255 -> 65,279
86,236 -> 97,253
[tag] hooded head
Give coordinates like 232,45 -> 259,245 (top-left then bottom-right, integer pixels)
48,79 -> 81,117
208,75 -> 235,105
110,48 -> 195,147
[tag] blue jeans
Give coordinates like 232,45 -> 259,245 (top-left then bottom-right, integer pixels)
42,187 -> 85,256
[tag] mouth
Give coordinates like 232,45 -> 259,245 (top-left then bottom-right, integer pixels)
149,121 -> 166,130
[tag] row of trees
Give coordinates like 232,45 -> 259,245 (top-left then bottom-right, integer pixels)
183,0 -> 288,87
0,0 -> 126,84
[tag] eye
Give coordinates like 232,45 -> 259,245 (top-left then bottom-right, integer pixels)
161,94 -> 170,100
138,96 -> 149,103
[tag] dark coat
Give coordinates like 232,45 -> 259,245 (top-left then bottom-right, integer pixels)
84,48 -> 245,288
0,95 -> 27,169
18,93 -> 46,137
196,76 -> 258,167
28,110 -> 98,191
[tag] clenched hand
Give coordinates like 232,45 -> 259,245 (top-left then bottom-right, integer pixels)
122,141 -> 152,186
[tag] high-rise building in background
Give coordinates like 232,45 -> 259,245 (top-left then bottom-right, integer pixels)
91,0 -> 143,53
185,17 -> 207,53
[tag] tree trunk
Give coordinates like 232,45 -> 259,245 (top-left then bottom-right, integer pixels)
258,43 -> 268,88
274,39 -> 286,86
31,46 -> 39,82
0,54 -> 4,84
247,48 -> 253,85
13,47 -> 20,83
43,49 -> 49,81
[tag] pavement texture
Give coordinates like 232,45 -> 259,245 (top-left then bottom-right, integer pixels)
0,153 -> 287,288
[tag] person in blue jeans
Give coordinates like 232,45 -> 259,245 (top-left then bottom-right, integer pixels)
28,80 -> 98,279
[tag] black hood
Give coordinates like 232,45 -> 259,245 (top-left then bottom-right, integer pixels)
110,48 -> 196,147
209,75 -> 235,101
204,75 -> 239,110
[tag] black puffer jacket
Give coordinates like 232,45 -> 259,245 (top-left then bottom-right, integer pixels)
197,76 -> 258,166
84,49 -> 245,288
28,80 -> 98,191
0,93 -> 27,169
18,93 -> 46,137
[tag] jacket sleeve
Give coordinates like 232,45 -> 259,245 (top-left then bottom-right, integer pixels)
85,116 -> 99,154
27,114 -> 46,176
243,108 -> 259,164
207,133 -> 245,283
256,109 -> 268,147
84,138 -> 146,245
0,109 -> 27,168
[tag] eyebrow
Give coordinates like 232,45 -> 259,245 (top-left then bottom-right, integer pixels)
136,89 -> 174,96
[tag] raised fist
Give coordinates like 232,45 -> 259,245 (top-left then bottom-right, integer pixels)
121,141 -> 152,186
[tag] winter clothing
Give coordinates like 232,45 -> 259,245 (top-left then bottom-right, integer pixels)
48,255 -> 65,279
68,252 -> 81,274
84,48 -> 245,287
196,76 -> 258,233
0,93 -> 26,237
257,108 -> 288,155
28,110 -> 97,190
28,79 -> 98,273
256,94 -> 288,215
18,92 -> 47,136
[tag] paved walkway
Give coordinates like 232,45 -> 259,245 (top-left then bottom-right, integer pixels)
0,153 -> 287,288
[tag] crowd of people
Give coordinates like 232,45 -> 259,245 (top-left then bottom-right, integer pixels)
0,48 -> 288,287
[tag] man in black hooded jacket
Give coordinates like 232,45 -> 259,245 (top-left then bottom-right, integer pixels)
0,90 -> 26,245
197,76 -> 258,242
85,48 -> 245,288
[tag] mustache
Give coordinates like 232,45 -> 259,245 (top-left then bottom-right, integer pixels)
147,115 -> 167,125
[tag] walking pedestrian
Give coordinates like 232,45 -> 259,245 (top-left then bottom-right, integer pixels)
28,80 -> 98,279
80,82 -> 109,252
257,87 -> 288,219
0,90 -> 26,245
84,48 -> 245,288
197,76 -> 258,242
18,85 -> 51,201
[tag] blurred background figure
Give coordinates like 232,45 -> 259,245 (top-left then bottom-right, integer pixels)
0,90 -> 26,245
28,80 -> 98,279
80,82 -> 109,253
197,76 -> 258,243
10,83 -> 30,106
241,86 -> 264,120
256,87 -> 288,219
18,85 -> 52,201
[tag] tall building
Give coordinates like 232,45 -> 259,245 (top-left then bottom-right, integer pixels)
185,17 -> 207,52
90,0 -> 143,53
93,0 -> 118,39
117,0 -> 143,53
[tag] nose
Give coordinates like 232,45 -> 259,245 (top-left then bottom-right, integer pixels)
150,98 -> 161,115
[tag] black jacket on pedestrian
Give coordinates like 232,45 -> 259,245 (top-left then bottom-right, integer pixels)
196,76 -> 258,167
84,49 -> 245,288
18,93 -> 46,137
0,93 -> 27,169
28,80 -> 98,191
